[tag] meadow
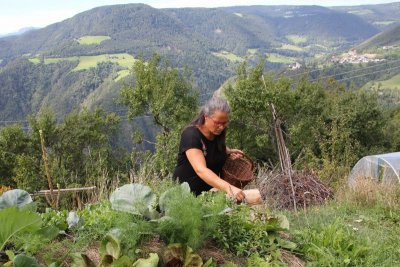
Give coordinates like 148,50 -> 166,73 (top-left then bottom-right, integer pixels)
77,35 -> 111,45
29,53 -> 136,72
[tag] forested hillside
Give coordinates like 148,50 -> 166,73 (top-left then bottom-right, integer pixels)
332,2 -> 400,30
0,3 -> 382,122
355,25 -> 400,51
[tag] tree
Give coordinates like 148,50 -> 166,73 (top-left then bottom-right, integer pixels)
224,60 -> 389,183
119,53 -> 198,173
0,125 -> 30,187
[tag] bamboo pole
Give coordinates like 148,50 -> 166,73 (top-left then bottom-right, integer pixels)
262,75 -> 297,212
31,186 -> 97,196
39,129 -> 56,208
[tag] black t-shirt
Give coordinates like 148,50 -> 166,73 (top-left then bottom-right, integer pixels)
173,126 -> 227,195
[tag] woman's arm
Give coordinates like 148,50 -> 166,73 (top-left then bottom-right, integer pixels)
186,148 -> 245,201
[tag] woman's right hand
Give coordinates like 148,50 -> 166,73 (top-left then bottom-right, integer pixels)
227,185 -> 246,203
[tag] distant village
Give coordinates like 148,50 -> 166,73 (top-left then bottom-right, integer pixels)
331,50 -> 385,64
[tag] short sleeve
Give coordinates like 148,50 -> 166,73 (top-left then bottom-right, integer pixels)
180,127 -> 202,153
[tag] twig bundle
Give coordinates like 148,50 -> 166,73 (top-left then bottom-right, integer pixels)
259,170 -> 334,210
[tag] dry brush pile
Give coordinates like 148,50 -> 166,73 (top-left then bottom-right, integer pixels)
259,170 -> 334,210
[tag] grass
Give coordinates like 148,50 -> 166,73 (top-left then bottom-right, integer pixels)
212,51 -> 244,62
29,53 -> 136,71
347,9 -> 374,15
28,58 -> 41,64
286,35 -> 308,44
373,20 -> 396,26
246,48 -> 258,55
266,53 -> 296,64
279,44 -> 304,52
73,54 -> 135,71
77,35 -> 111,45
287,179 -> 400,266
114,70 -> 131,81
362,73 -> 400,91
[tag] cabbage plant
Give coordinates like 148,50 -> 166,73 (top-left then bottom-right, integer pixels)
0,189 -> 32,210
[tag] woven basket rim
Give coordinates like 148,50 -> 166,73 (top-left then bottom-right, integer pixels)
222,153 -> 254,183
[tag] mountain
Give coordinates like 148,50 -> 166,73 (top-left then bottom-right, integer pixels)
355,25 -> 400,51
0,3 -> 382,123
0,27 -> 40,38
332,2 -> 400,30
220,5 -> 378,43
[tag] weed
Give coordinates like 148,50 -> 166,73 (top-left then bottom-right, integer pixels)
213,204 -> 294,261
293,218 -> 370,266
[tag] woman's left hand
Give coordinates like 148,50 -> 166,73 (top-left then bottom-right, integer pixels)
227,148 -> 244,159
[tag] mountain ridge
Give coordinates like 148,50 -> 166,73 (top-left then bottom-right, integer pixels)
0,3 -> 391,124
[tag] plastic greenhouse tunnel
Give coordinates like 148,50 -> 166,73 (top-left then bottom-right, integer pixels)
349,151 -> 400,186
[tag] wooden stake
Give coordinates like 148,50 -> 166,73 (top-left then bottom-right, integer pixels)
262,75 -> 297,212
39,129 -> 56,208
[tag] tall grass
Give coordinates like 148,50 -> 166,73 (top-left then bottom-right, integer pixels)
288,177 -> 400,266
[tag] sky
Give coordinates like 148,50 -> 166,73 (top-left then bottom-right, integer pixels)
0,0 -> 397,35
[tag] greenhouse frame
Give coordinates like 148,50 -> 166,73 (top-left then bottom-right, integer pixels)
348,151 -> 400,185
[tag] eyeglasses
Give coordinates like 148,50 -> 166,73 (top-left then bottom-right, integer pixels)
208,116 -> 229,127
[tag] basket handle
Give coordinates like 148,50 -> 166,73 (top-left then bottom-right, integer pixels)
229,152 -> 254,171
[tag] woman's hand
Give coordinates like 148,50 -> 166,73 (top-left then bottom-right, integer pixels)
227,148 -> 244,160
227,185 -> 246,203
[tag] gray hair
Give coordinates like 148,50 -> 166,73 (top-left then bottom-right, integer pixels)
188,96 -> 229,153
203,96 -> 230,116
190,96 -> 230,126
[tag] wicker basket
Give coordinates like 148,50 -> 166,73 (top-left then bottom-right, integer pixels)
222,153 -> 254,189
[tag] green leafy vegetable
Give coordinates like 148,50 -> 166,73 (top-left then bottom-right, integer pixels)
110,184 -> 159,219
0,189 -> 32,210
0,207 -> 42,250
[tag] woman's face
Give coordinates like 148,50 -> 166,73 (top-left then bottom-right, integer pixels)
204,111 -> 229,136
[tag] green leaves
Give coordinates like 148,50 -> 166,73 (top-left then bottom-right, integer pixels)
119,54 -> 198,173
132,253 -> 159,267
294,219 -> 370,266
213,205 -> 296,257
0,189 -> 32,210
110,184 -> 159,220
159,182 -> 190,214
12,254 -> 40,267
0,207 -> 42,250
163,243 -> 202,267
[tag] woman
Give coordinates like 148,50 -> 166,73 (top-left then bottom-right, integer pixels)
173,96 -> 246,202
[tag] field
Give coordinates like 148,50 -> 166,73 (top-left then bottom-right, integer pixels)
348,9 -> 374,15
246,48 -> 258,55
77,35 -> 111,45
212,51 -> 244,62
114,69 -> 131,81
29,53 -> 136,71
73,54 -> 135,71
286,35 -> 308,44
279,44 -> 304,52
373,20 -> 397,26
363,73 -> 400,90
266,53 -> 296,64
